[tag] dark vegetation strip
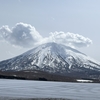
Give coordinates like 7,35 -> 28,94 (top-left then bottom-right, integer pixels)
0,70 -> 100,83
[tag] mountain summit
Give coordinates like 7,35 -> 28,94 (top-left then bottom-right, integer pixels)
0,42 -> 100,79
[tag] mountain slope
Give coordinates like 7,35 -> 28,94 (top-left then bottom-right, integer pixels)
0,42 -> 100,79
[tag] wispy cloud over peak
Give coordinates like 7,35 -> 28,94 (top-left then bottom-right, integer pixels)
42,31 -> 92,48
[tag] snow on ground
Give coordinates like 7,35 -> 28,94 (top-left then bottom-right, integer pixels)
0,79 -> 100,100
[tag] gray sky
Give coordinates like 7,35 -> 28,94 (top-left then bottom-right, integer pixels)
0,0 -> 100,61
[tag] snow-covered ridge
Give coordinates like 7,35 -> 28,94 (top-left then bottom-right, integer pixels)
22,42 -> 100,68
0,42 -> 100,75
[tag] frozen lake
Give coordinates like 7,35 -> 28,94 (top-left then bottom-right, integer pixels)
0,79 -> 100,100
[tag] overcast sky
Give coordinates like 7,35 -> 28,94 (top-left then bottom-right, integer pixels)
0,0 -> 100,61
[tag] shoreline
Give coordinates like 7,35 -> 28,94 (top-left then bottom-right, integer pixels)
0,97 -> 73,100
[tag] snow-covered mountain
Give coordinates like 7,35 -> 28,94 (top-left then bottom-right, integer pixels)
0,42 -> 100,79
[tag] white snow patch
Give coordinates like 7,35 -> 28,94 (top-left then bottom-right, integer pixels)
13,75 -> 17,77
77,79 -> 93,83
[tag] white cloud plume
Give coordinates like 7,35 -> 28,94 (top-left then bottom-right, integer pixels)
0,22 -> 92,48
45,31 -> 92,48
0,22 -> 42,48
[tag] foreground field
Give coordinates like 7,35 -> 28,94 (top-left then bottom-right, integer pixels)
0,79 -> 100,100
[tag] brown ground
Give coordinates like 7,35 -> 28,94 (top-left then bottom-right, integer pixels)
0,70 -> 76,82
0,70 -> 100,83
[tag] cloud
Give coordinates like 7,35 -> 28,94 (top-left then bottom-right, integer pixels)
43,31 -> 92,48
0,25 -> 11,40
0,22 -> 43,48
0,22 -> 92,48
